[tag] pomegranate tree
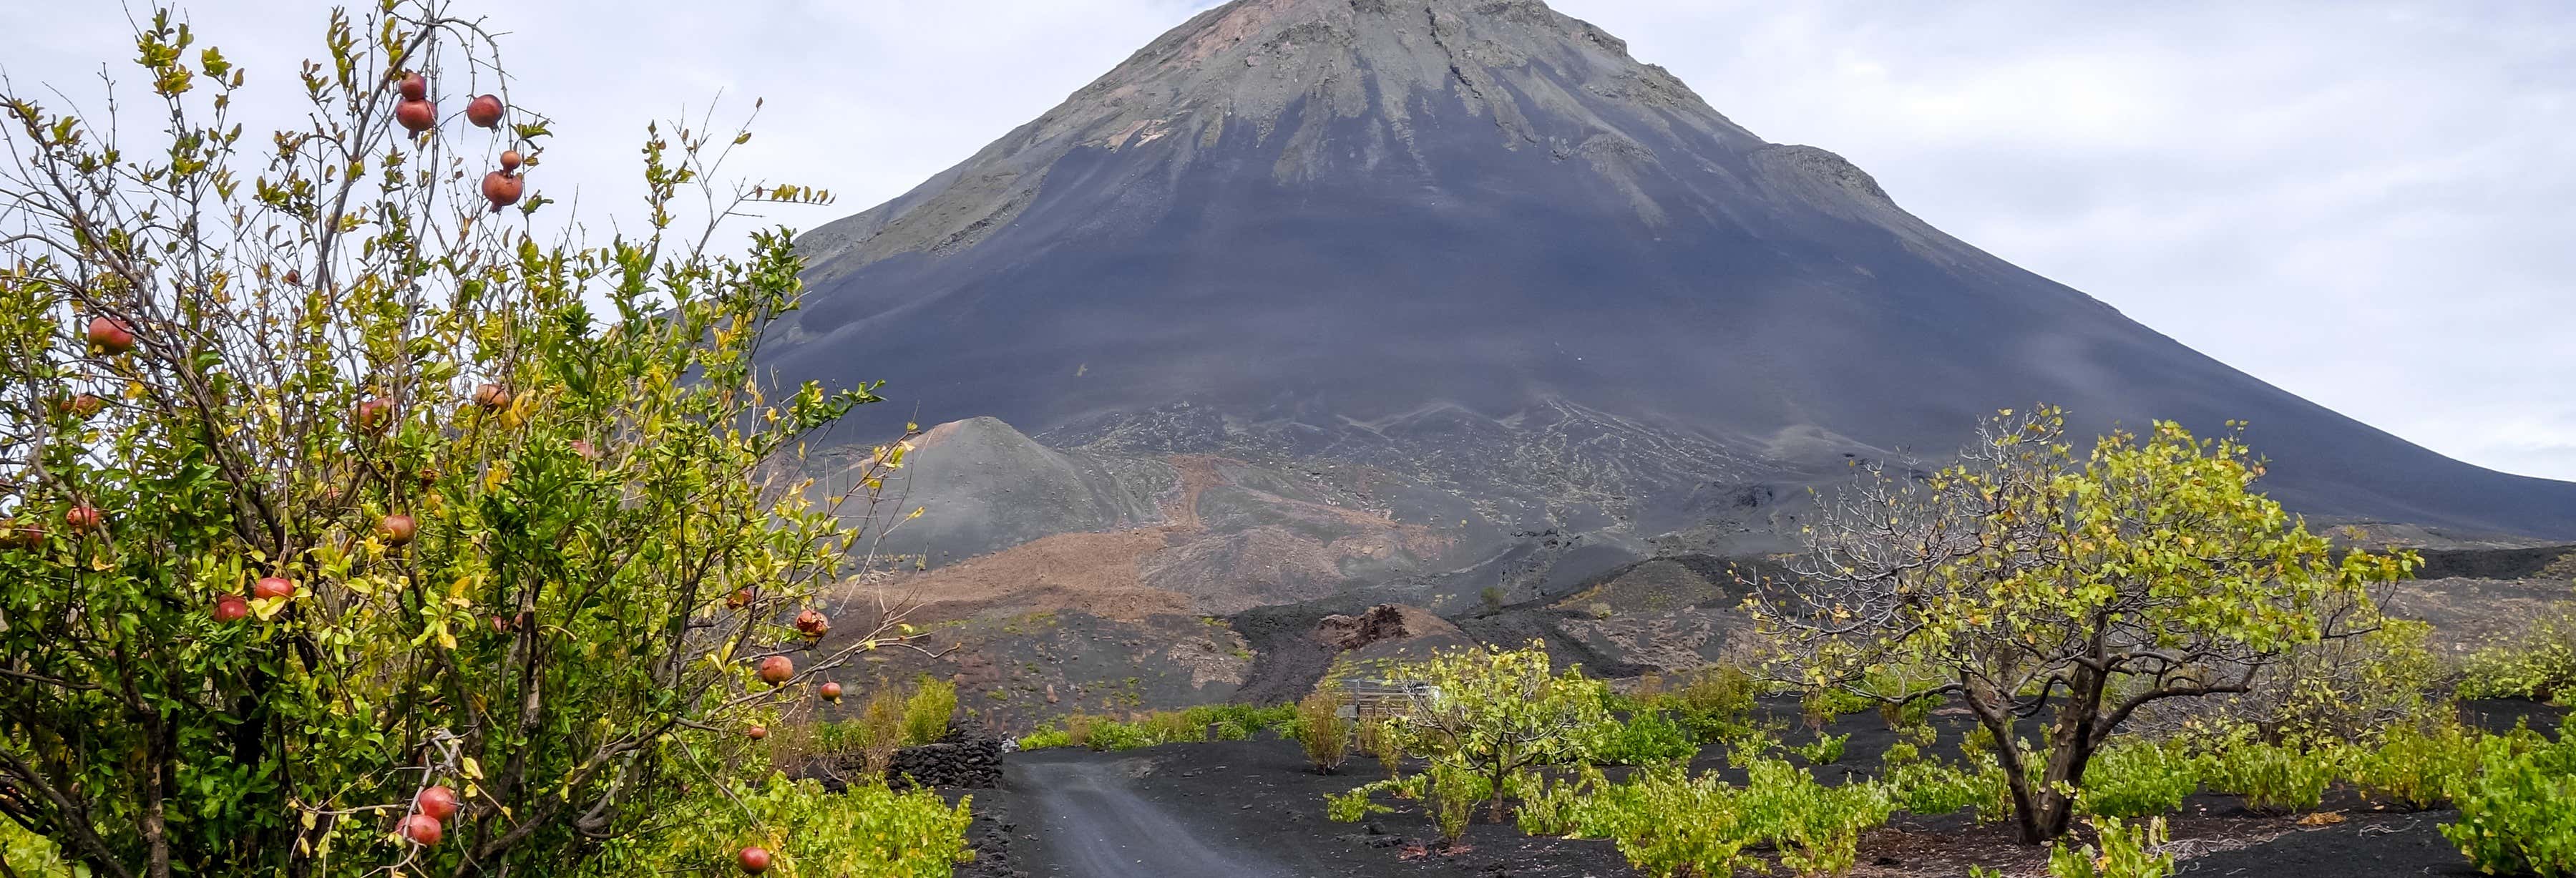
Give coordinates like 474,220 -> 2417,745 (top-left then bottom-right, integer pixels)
0,4 -> 951,874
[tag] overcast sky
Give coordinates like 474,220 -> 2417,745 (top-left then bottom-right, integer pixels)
4,1 -> 2570,481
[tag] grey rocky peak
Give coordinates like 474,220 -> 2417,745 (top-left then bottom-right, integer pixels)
776,0 -> 2576,554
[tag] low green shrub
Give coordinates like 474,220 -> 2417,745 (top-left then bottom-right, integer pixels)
1296,691 -> 1355,773
1358,718 -> 1406,779
1736,758 -> 1896,877
2441,731 -> 2576,877
1880,741 -> 2010,821
2352,719 -> 2480,810
2458,608 -> 2576,703
1654,664 -> 1763,741
1083,720 -> 1153,751
586,774 -> 972,878
1325,786 -> 1393,823
1508,766 -> 1610,836
1596,710 -> 1699,766
1792,732 -> 1850,767
1015,728 -> 1073,751
1606,771 -> 1754,878
1016,703 -> 1301,751
902,676 -> 959,746
2079,740 -> 2198,819
1720,725 -> 1782,769
2201,739 -> 2338,814
1426,762 -> 1491,848
2047,816 -> 2175,878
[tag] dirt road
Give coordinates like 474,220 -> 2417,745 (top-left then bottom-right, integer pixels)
1010,755 -> 1299,877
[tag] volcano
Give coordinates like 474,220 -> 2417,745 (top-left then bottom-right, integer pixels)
773,0 -> 2576,560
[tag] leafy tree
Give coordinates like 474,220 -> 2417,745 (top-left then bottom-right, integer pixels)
1750,408 -> 2414,843
0,3 -> 942,874
1393,641 -> 1609,821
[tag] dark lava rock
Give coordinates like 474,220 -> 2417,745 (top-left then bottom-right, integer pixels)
800,726 -> 1006,792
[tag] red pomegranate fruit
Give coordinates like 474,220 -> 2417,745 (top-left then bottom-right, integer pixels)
727,587 -> 753,610
757,655 -> 793,685
794,608 -> 830,638
356,397 -> 393,432
481,171 -> 523,211
397,72 -> 427,101
253,576 -> 296,600
746,726 -> 768,741
819,681 -> 842,702
499,149 -> 522,172
472,382 -> 510,410
465,94 -> 504,128
378,513 -> 418,546
415,785 -> 459,821
737,846 -> 771,874
63,505 -> 102,532
212,594 -> 249,623
395,98 -> 436,133
87,316 -> 135,354
401,814 -> 443,846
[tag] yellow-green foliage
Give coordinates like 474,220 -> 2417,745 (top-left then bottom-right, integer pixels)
1425,762 -> 1491,847
2078,740 -> 2199,819
1585,769 -> 1754,878
2441,729 -> 2576,877
1394,641 -> 1612,821
2352,719 -> 2482,810
2205,617 -> 2446,743
1736,758 -> 1896,877
2459,605 -> 2576,703
2047,816 -> 2175,878
1296,691 -> 1355,773
0,5 -> 935,872
859,686 -> 907,776
577,775 -> 972,878
1508,766 -> 1610,837
2200,738 -> 2340,814
1792,732 -> 1850,767
1645,664 -> 1762,741
1754,409 -> 2414,842
1555,759 -> 1892,878
1881,741 -> 2010,821
903,676 -> 959,746
1357,718 -> 1406,779
1015,704 -> 1298,751
0,820 -> 72,877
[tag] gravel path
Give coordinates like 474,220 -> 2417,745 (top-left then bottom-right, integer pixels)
1011,756 -> 1298,877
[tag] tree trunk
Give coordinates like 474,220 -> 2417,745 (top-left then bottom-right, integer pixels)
2033,667 -> 2109,842
1964,687 -> 2047,845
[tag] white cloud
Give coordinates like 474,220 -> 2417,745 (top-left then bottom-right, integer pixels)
4,0 -> 2568,480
